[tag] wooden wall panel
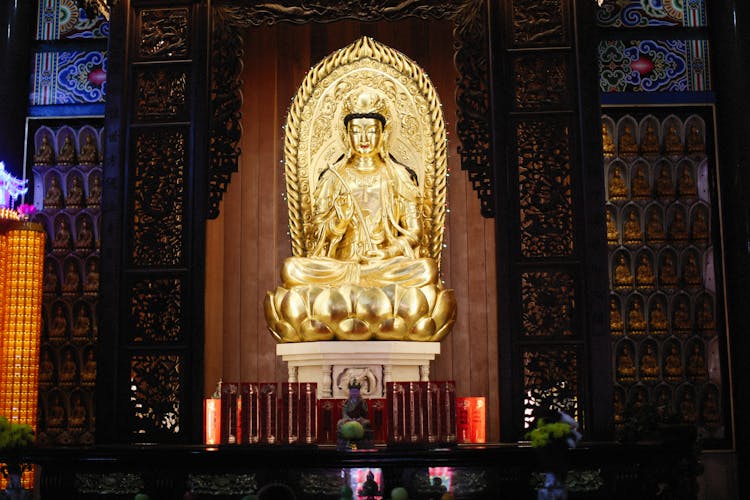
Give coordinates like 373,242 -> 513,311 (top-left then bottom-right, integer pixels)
204,19 -> 500,440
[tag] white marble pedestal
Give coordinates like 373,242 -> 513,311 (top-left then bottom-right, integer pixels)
276,341 -> 441,398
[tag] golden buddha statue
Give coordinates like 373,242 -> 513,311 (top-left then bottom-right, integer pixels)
677,166 -> 697,198
53,218 -> 72,252
80,133 -> 99,165
610,296 -> 623,334
58,135 -> 77,165
81,349 -> 97,385
659,253 -> 679,288
701,388 -> 720,427
649,299 -> 669,334
69,395 -> 87,428
75,217 -> 94,252
686,125 -> 704,156
672,297 -> 692,333
654,387 -> 673,420
39,349 -> 55,385
72,303 -> 91,339
34,134 -> 55,165
602,123 -> 615,158
87,172 -> 102,207
59,350 -> 78,384
627,298 -> 646,334
606,208 -> 619,246
686,343 -> 707,381
645,210 -> 665,243
679,389 -> 697,424
664,344 -> 683,383
655,165 -> 675,199
84,258 -> 100,294
664,124 -> 683,157
62,260 -> 80,294
66,175 -> 85,208
49,304 -> 68,339
631,165 -> 651,199
639,343 -> 659,381
616,344 -> 636,382
265,37 -> 455,342
696,295 -> 716,332
47,394 -> 66,428
613,253 -> 633,290
608,165 -> 628,201
618,125 -> 638,158
45,175 -> 64,209
682,252 -> 702,287
623,210 -> 643,245
690,207 -> 709,242
668,208 -> 688,242
635,254 -> 655,289
640,123 -> 659,157
44,261 -> 59,294
613,389 -> 625,425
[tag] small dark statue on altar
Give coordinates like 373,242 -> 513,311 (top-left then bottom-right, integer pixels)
358,470 -> 380,499
337,379 -> 374,450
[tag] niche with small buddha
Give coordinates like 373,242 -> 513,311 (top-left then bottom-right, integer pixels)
603,112 -> 725,439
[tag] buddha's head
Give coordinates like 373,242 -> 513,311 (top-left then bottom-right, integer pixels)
343,91 -> 389,159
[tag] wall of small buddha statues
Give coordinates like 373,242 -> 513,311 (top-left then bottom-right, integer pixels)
30,123 -> 102,445
603,112 -> 724,439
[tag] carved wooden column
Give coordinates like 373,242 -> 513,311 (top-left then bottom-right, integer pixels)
98,0 -> 207,443
493,0 -> 610,439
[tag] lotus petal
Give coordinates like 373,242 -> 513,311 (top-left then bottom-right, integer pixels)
409,317 -> 436,341
396,287 -> 429,327
355,287 -> 391,324
375,316 -> 407,340
312,288 -> 350,324
281,289 -> 308,330
337,318 -> 372,340
300,318 -> 334,341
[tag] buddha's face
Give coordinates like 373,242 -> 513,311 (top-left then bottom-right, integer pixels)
348,117 -> 383,158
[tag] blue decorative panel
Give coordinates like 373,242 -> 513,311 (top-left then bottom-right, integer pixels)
31,51 -> 107,106
37,0 -> 109,40
596,0 -> 706,28
599,40 -> 710,93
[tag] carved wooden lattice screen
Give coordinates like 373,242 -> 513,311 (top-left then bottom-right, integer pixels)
98,0 -> 207,442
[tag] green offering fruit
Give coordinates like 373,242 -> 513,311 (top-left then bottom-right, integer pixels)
340,420 -> 365,439
390,486 -> 409,500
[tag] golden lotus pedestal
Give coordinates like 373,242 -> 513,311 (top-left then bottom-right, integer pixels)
276,341 -> 440,398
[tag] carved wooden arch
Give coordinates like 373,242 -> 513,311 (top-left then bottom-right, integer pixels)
207,0 -> 493,219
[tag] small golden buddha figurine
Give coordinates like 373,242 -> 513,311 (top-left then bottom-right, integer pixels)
606,209 -> 619,246
47,395 -> 66,428
81,349 -> 96,385
664,344 -> 683,383
635,254 -> 655,289
659,253 -> 679,288
701,389 -> 721,427
44,175 -> 64,209
631,165 -> 651,199
664,124 -> 683,157
66,175 -> 85,208
87,172 -> 102,207
616,344 -> 636,382
649,299 -> 669,333
639,343 -> 660,381
627,298 -> 647,334
686,344 -> 707,381
39,349 -> 55,384
668,208 -> 688,242
610,297 -> 624,334
672,297 -> 691,333
602,123 -> 615,158
613,254 -> 633,290
53,218 -> 72,252
69,395 -> 87,428
58,135 -> 77,165
623,210 -> 643,245
59,350 -> 78,384
72,304 -> 91,339
682,252 -> 702,287
679,389 -> 697,424
62,261 -> 80,294
613,390 -> 625,425
49,304 -> 68,339
655,165 -> 675,199
686,125 -> 704,156
44,261 -> 59,294
79,133 -> 99,165
696,296 -> 716,332
34,134 -> 56,165
608,165 -> 628,201
640,123 -> 660,157
618,125 -> 638,158
646,210 -> 665,243
677,166 -> 697,198
654,387 -> 673,419
75,217 -> 94,252
690,208 -> 709,242
84,259 -> 99,294
266,45 -> 459,343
